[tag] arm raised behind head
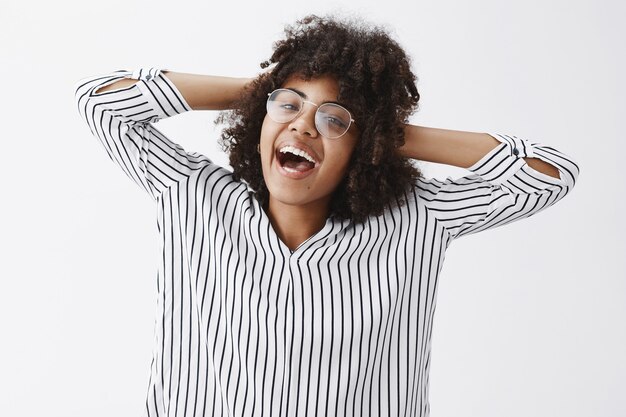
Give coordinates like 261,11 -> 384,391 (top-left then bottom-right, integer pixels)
96,71 -> 252,111
400,124 -> 561,179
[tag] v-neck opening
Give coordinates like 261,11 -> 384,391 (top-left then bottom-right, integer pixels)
250,192 -> 348,257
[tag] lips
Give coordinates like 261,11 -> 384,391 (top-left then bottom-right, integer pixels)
274,141 -> 321,179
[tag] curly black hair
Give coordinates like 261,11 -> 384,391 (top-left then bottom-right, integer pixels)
217,14 -> 424,223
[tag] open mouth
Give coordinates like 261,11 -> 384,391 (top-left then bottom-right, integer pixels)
276,145 -> 317,173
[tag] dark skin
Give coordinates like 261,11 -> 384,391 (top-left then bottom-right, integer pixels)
98,72 -> 560,251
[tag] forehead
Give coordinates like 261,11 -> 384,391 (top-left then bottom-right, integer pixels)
281,74 -> 340,101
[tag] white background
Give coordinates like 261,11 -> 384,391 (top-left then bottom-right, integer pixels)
1,0 -> 624,416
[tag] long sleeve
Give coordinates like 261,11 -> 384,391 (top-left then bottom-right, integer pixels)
415,132 -> 580,241
74,67 -> 212,200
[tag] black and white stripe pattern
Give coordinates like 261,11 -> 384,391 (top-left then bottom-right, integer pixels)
74,68 -> 580,417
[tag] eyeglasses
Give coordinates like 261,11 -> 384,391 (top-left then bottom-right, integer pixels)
266,89 -> 356,139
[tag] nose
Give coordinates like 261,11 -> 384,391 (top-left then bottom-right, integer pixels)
288,104 -> 319,138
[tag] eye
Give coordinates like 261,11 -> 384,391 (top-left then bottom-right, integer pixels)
323,115 -> 348,129
269,90 -> 302,114
280,103 -> 299,112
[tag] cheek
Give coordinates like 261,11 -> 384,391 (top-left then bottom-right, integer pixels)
323,147 -> 355,185
332,142 -> 357,168
259,116 -> 270,144
259,117 -> 281,172
260,116 -> 281,148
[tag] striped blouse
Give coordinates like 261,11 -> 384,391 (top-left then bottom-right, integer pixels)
74,68 -> 580,417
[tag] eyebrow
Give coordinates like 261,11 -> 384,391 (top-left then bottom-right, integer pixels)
286,87 -> 347,108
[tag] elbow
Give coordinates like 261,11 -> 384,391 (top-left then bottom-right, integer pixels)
94,78 -> 138,94
523,157 -> 561,179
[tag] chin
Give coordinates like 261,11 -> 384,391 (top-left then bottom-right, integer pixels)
267,186 -> 310,206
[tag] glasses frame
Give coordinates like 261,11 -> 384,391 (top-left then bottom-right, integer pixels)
266,88 -> 356,139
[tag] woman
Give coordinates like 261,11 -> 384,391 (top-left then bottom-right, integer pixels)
75,15 -> 579,417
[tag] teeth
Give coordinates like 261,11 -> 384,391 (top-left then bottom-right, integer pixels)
279,145 -> 316,164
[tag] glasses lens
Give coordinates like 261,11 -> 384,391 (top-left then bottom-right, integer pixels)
267,89 -> 302,123
316,104 -> 352,139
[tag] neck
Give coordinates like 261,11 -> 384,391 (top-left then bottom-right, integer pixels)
266,197 -> 331,252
